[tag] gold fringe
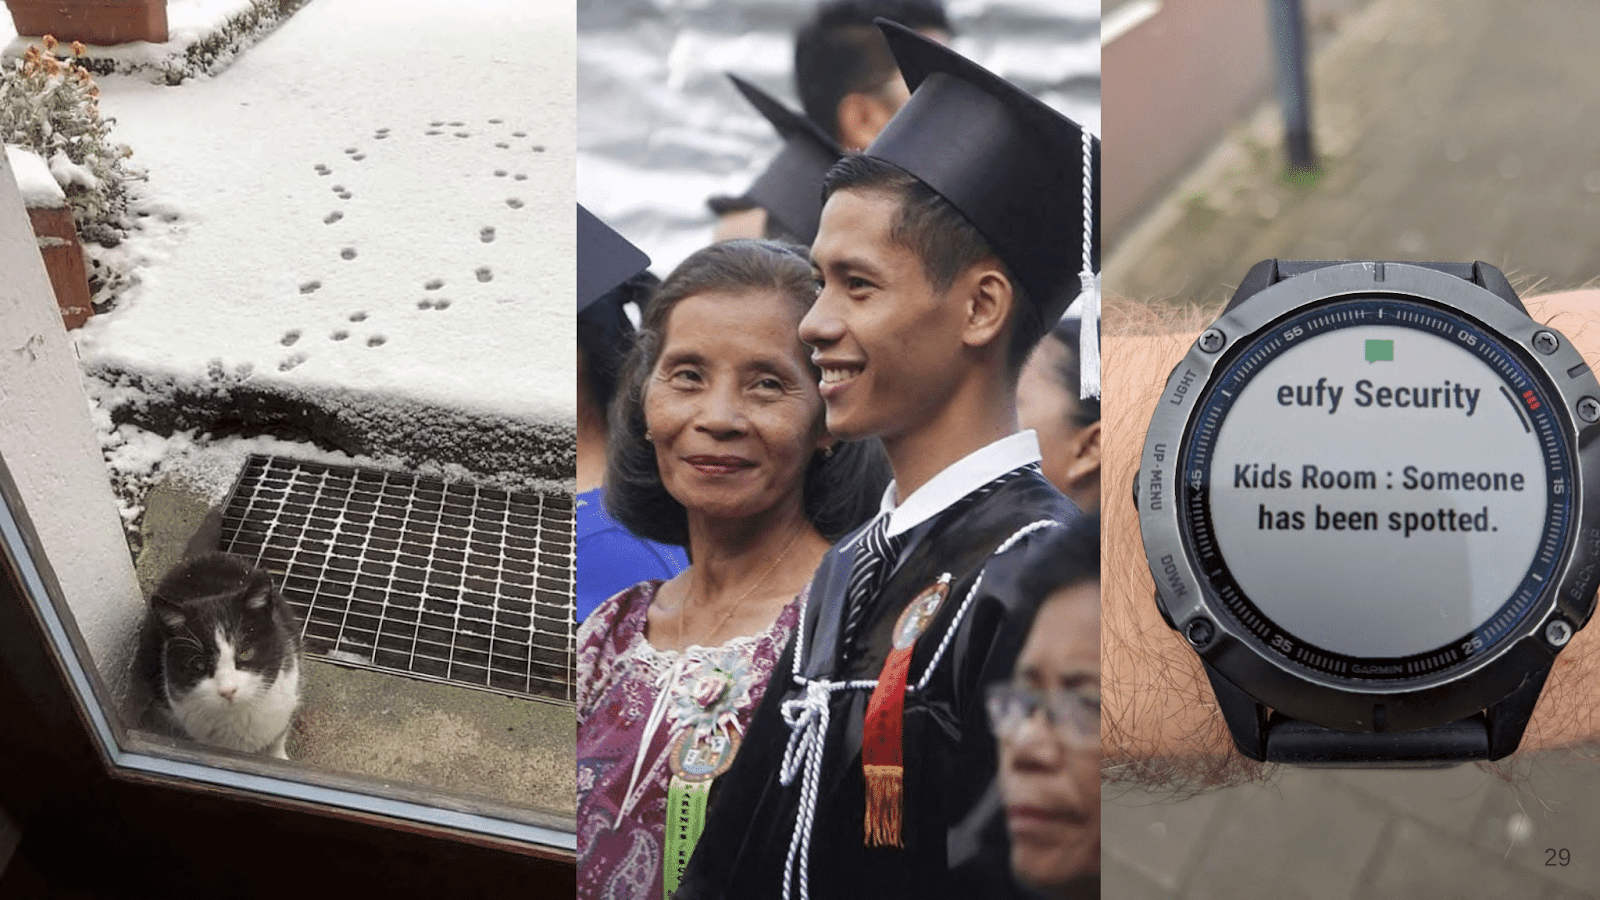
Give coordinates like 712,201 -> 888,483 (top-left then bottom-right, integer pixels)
863,764 -> 904,848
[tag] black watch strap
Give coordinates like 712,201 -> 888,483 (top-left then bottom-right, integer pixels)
1226,259 -> 1526,316
1204,660 -> 1551,766
1264,717 -> 1489,766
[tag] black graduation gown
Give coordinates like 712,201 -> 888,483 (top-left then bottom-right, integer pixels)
675,467 -> 1077,900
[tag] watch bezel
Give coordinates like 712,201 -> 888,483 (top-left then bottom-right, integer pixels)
1138,262 -> 1600,733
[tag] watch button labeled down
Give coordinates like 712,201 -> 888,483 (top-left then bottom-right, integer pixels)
1152,585 -> 1175,630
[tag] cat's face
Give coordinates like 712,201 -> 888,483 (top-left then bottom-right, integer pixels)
161,618 -> 286,708
153,557 -> 296,709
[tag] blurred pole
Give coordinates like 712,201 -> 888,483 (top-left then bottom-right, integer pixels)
1266,0 -> 1317,172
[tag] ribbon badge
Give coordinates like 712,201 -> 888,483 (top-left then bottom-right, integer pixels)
863,573 -> 952,848
669,725 -> 740,783
892,578 -> 950,650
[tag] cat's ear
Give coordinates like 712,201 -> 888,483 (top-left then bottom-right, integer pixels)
243,579 -> 273,611
151,595 -> 186,630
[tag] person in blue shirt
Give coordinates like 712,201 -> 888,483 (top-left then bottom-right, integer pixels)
576,206 -> 689,622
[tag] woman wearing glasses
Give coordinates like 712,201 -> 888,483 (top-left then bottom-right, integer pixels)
986,515 -> 1101,900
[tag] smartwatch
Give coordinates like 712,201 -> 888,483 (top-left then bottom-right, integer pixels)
1136,260 -> 1600,765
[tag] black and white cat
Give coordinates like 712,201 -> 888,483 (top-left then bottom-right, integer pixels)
145,552 -> 302,759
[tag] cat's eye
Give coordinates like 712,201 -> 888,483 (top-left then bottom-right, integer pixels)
236,648 -> 256,663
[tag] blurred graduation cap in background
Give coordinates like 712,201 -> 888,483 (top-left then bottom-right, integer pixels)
578,205 -> 656,411
707,74 -> 844,245
578,203 -> 651,313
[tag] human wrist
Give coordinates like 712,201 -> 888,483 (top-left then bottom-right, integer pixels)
1101,317 -> 1257,784
1515,293 -> 1600,751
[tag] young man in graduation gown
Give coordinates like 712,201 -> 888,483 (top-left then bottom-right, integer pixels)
674,21 -> 1099,900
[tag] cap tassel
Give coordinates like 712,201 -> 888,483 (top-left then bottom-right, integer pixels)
1076,123 -> 1100,402
1078,270 -> 1101,401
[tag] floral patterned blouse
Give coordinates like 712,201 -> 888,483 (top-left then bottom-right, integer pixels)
576,579 -> 803,900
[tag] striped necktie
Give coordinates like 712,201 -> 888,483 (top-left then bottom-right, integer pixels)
839,513 -> 905,659
838,463 -> 1041,659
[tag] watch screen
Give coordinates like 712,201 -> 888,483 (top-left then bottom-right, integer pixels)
1181,297 -> 1572,680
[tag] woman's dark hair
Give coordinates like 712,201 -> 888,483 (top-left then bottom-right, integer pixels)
605,239 -> 890,548
1046,317 -> 1101,427
578,272 -> 657,413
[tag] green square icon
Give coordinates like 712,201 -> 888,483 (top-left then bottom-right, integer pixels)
1365,339 -> 1394,362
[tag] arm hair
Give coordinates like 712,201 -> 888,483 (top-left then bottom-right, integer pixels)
1100,298 -> 1266,791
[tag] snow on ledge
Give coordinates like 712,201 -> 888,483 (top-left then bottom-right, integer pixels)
5,144 -> 66,208
3,0 -> 295,82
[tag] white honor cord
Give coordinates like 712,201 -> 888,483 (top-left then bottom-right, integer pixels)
778,676 -> 868,900
913,520 -> 1063,691
1078,127 -> 1101,401
779,577 -> 875,900
614,655 -> 686,830
775,519 -> 1060,899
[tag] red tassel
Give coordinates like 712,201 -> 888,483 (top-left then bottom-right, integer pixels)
863,764 -> 904,847
861,576 -> 949,850
863,645 -> 913,849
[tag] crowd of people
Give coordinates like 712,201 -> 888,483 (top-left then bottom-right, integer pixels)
575,3 -> 1100,898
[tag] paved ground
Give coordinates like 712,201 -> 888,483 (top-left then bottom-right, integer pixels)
1108,0 -> 1600,310
1105,1 -> 1600,897
1106,754 -> 1600,900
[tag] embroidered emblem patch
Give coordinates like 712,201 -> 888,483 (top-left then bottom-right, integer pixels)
669,726 -> 740,782
892,577 -> 950,650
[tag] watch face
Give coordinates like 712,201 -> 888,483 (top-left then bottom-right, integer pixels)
1181,296 -> 1573,682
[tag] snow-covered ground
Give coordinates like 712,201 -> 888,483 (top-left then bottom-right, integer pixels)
47,0 -> 575,518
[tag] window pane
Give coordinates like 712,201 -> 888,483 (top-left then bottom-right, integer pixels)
0,0 -> 576,851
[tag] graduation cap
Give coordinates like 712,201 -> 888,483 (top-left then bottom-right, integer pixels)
577,204 -> 650,313
864,20 -> 1100,326
722,74 -> 843,245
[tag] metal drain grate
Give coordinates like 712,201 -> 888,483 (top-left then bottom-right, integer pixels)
218,454 -> 574,703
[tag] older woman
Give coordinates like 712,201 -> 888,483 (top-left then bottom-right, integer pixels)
576,240 -> 887,900
987,516 -> 1100,899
